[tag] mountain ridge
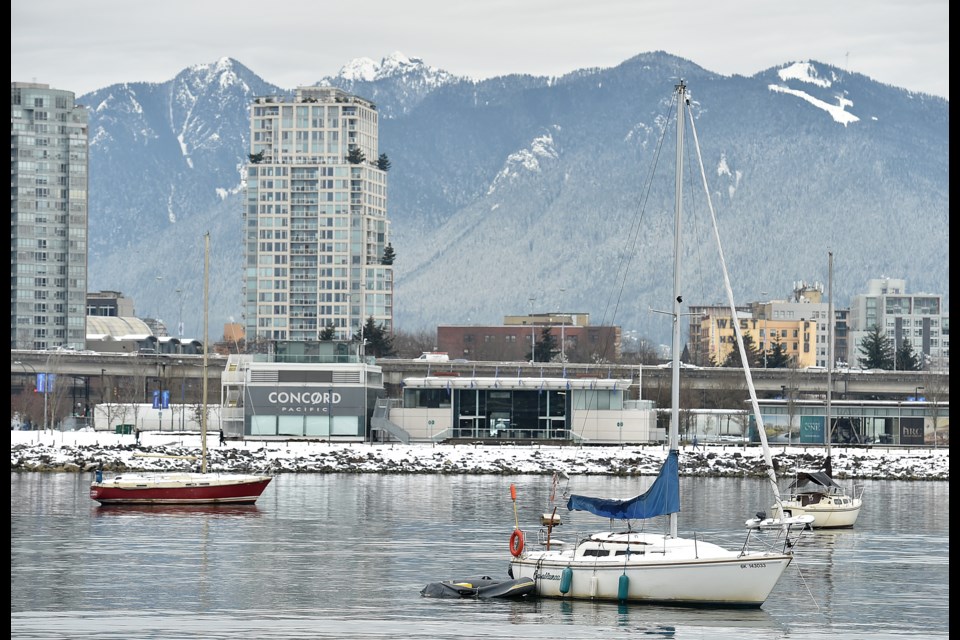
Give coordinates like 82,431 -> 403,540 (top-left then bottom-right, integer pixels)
76,52 -> 948,346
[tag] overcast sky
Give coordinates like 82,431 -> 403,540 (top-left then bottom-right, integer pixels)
11,0 -> 948,100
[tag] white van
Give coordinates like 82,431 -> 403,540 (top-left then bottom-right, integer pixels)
416,352 -> 449,362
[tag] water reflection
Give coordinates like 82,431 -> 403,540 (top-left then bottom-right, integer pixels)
10,473 -> 950,639
93,503 -> 262,518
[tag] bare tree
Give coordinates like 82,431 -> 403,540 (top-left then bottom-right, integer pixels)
921,371 -> 949,445
12,386 -> 42,430
391,329 -> 437,358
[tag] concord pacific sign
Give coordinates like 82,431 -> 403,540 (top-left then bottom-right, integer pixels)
248,386 -> 363,415
268,391 -> 342,405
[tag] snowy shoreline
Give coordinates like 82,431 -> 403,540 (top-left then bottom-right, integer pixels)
9,430 -> 949,480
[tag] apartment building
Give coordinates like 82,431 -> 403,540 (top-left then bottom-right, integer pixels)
242,87 -> 393,345
10,82 -> 89,350
848,277 -> 949,370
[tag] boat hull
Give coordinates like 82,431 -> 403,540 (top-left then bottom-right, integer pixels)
509,533 -> 793,607
779,497 -> 862,528
89,473 -> 272,505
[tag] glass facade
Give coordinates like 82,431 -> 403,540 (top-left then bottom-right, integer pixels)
401,386 -> 629,440
10,83 -> 89,350
750,400 -> 948,446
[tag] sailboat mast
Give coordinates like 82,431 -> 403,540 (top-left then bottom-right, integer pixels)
669,80 -> 687,539
201,232 -> 209,474
826,251 -> 834,472
683,81 -> 784,512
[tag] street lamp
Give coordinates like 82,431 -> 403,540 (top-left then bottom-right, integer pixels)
154,275 -> 164,324
529,297 -> 536,364
558,288 -> 567,363
178,360 -> 185,430
41,353 -> 57,432
760,292 -> 768,368
175,287 -> 184,338
359,284 -> 365,361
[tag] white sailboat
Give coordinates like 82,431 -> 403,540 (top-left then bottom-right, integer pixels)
90,233 -> 273,505
775,251 -> 864,528
507,81 -> 810,607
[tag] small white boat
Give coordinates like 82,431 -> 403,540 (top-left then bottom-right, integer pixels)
775,470 -> 863,529
507,81 -> 809,608
753,252 -> 862,531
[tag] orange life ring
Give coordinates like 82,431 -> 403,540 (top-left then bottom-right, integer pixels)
510,529 -> 525,557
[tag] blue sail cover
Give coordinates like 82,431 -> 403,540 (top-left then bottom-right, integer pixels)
567,450 -> 680,520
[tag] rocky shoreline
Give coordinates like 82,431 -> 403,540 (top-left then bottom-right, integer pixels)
8,431 -> 949,480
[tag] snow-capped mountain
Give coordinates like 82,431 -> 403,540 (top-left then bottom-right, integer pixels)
76,52 -> 949,345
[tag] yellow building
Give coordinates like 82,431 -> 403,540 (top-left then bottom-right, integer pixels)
701,314 -> 817,368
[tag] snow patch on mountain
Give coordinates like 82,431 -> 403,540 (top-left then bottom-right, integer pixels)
488,128 -> 561,194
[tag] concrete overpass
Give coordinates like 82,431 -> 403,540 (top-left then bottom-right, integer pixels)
10,350 -> 948,409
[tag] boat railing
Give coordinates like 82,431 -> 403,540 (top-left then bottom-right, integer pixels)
537,526 -> 590,551
742,518 -> 811,554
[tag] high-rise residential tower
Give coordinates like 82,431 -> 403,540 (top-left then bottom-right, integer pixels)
11,83 -> 89,350
242,87 -> 393,346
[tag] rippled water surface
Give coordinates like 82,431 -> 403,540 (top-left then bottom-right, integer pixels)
11,472 -> 949,639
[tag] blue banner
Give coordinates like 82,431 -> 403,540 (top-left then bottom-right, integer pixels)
36,373 -> 55,393
152,389 -> 161,409
161,390 -> 170,409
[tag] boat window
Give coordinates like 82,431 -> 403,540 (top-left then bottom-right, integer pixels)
582,549 -> 610,558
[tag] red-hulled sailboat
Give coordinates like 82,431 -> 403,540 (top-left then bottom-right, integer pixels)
90,233 -> 272,505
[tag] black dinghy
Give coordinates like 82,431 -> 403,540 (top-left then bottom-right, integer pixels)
420,576 -> 535,599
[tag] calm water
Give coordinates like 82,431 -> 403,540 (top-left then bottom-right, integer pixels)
10,472 -> 949,639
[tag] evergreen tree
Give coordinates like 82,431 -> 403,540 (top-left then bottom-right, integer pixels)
248,151 -> 265,164
895,339 -> 921,371
720,332 -> 761,368
525,327 -> 560,362
765,335 -> 792,368
377,153 -> 391,171
347,147 -> 366,164
353,316 -> 396,358
857,324 -> 893,369
319,323 -> 336,341
380,243 -> 396,265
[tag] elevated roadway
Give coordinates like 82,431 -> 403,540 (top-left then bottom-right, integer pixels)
10,350 -> 947,405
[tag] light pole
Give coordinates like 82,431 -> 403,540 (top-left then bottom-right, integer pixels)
359,284 -> 367,443
42,353 -> 56,432
558,288 -> 566,363
760,292 -> 768,368
529,297 -> 536,364
175,287 -> 184,338
178,360 -> 185,430
154,275 -> 164,326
